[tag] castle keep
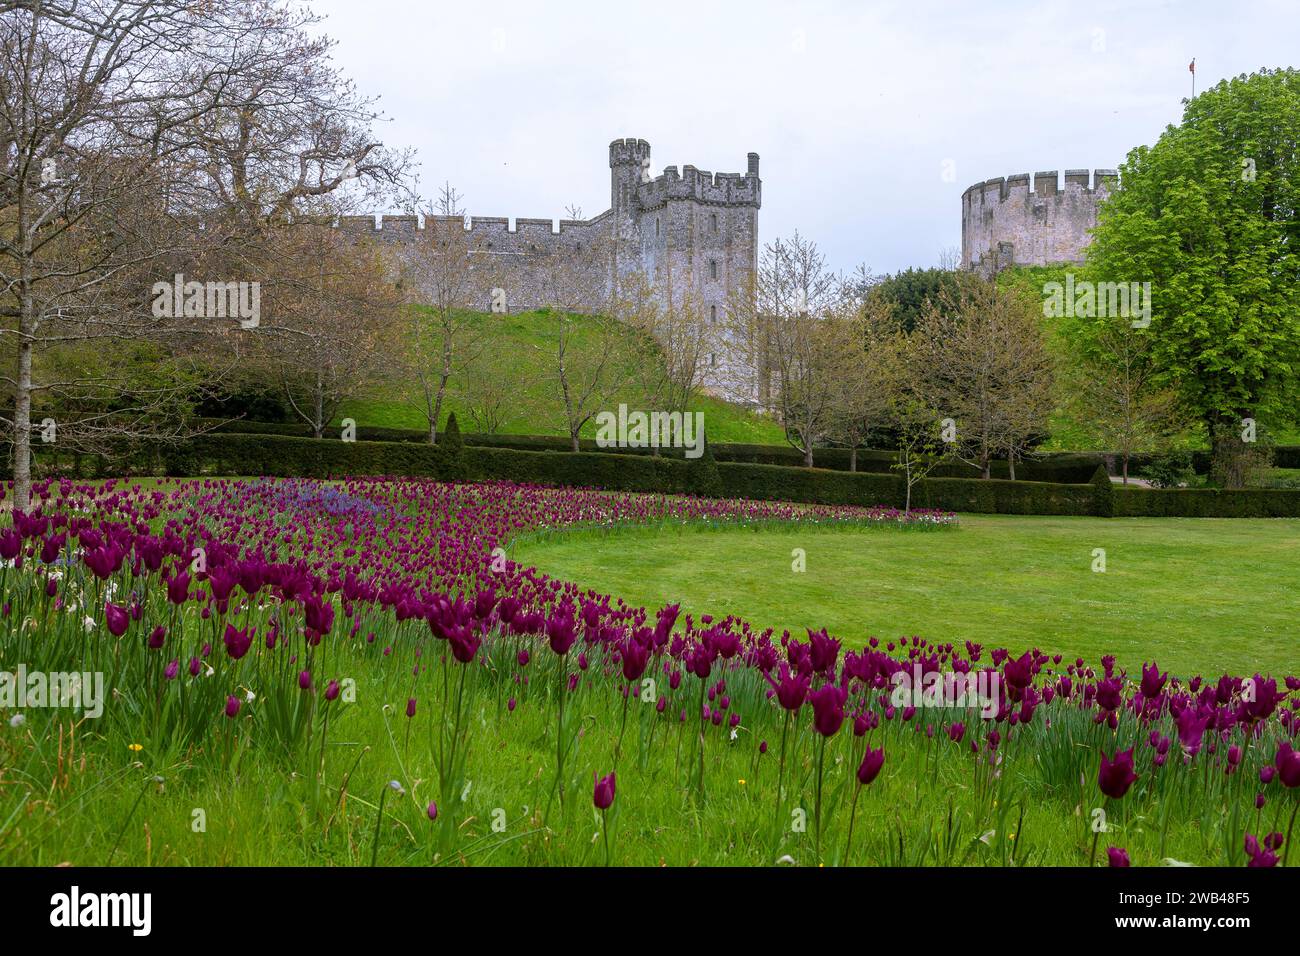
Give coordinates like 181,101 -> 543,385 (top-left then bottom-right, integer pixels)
961,168 -> 1117,275
336,139 -> 761,381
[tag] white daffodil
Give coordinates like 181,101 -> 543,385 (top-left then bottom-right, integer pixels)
83,616 -> 96,632
9,713 -> 26,728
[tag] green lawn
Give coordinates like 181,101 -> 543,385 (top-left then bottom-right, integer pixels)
512,514 -> 1300,679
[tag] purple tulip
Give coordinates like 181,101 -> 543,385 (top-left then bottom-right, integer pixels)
104,601 -> 129,637
1099,748 -> 1139,800
857,746 -> 885,785
224,695 -> 241,719
1244,833 -> 1279,867
223,623 -> 252,660
593,771 -> 616,810
1107,847 -> 1131,867
1277,743 -> 1300,787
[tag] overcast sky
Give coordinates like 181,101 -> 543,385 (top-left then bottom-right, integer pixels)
312,0 -> 1300,275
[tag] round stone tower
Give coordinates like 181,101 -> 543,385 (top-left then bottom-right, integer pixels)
961,168 -> 1118,275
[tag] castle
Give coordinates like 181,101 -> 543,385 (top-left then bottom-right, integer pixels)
961,168 -> 1117,275
336,138 -> 762,401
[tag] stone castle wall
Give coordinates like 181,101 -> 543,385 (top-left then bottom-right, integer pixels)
335,139 -> 761,381
961,168 -> 1117,275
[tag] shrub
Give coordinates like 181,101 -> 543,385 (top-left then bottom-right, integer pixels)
1090,465 -> 1114,517
686,440 -> 724,498
1141,452 -> 1196,488
440,413 -> 468,481
19,432 -> 1300,518
1114,487 -> 1300,518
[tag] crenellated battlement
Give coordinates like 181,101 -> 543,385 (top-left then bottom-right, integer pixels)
635,162 -> 761,210
333,213 -> 601,238
331,136 -> 761,404
962,168 -> 1118,204
961,166 -> 1119,274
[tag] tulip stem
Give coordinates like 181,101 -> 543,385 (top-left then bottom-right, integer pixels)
104,776 -> 150,866
548,657 -> 569,817
371,782 -> 390,867
613,687 -> 630,771
1284,800 -> 1298,868
844,782 -> 862,865
773,709 -> 790,844
695,677 -> 707,798
814,734 -> 827,861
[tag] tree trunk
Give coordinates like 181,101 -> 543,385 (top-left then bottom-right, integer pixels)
13,227 -> 34,513
849,447 -> 857,472
1122,455 -> 1129,485
313,387 -> 325,439
13,325 -> 33,514
571,431 -> 580,453
804,444 -> 814,468
1008,454 -> 1016,481
431,372 -> 449,445
1209,415 -> 1249,488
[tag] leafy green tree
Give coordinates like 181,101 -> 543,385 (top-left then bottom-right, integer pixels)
865,267 -> 979,333
1085,68 -> 1300,487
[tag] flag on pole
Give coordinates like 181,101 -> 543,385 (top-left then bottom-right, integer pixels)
1188,58 -> 1195,73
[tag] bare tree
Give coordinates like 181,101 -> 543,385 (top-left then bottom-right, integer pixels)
723,232 -> 842,466
254,224 -> 403,438
826,297 -> 898,471
619,270 -> 710,455
399,182 -> 497,443
461,345 -> 538,434
1068,314 -> 1185,483
0,0 -> 412,510
534,233 -> 631,451
911,281 -> 1055,479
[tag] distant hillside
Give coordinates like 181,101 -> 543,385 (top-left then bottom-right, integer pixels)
339,308 -> 787,445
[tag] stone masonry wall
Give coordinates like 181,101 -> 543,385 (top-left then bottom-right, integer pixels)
334,139 -> 761,370
961,168 -> 1117,275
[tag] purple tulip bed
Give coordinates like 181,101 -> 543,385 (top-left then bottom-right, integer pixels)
0,475 -> 1296,867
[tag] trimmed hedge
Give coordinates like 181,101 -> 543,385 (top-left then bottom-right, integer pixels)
195,418 -> 1112,482
15,431 -> 1300,518
1114,486 -> 1300,518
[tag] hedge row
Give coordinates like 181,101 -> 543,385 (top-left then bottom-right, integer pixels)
1114,486 -> 1300,518
197,418 -> 1121,483
18,432 -> 1300,518
63,416 -> 1300,480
